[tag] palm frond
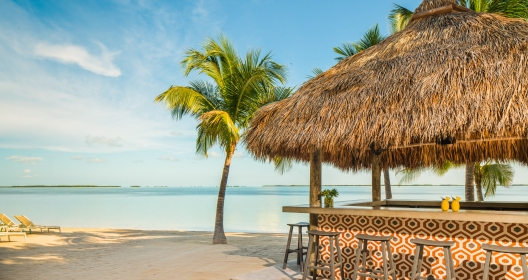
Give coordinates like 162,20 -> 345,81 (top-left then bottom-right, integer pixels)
306,68 -> 324,79
396,167 -> 425,185
333,43 -> 358,62
388,4 -> 414,34
354,24 -> 386,52
486,0 -> 528,19
431,160 -> 461,176
481,163 -> 514,197
273,157 -> 293,174
154,84 -> 217,120
196,110 -> 240,156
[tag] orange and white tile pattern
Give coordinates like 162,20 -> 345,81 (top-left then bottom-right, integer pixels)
316,214 -> 528,280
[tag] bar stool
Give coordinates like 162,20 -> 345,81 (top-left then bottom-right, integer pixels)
482,243 -> 528,280
302,230 -> 344,280
410,238 -> 456,280
351,234 -> 397,280
283,222 -> 309,271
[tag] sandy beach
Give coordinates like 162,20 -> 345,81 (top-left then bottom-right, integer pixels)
0,229 -> 305,280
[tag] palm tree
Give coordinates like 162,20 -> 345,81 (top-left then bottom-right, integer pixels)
474,162 -> 514,201
155,35 -> 290,244
333,24 -> 386,62
398,161 -> 514,201
389,1 -> 528,33
389,0 -> 528,200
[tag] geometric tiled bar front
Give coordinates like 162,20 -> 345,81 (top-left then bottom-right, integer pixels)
316,214 -> 528,280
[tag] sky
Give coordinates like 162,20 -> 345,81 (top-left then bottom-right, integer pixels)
2,0 -> 527,187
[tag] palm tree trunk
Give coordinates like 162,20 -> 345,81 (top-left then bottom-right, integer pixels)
213,146 -> 236,244
383,167 -> 392,200
475,172 -> 484,202
465,163 -> 475,201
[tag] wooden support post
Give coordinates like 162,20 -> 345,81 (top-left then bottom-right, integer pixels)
371,150 -> 381,202
309,149 -> 322,231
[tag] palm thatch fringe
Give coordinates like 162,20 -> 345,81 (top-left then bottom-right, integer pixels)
245,0 -> 528,170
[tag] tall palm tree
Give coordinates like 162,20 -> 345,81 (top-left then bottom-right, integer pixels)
389,1 -> 528,33
389,0 -> 528,200
155,35 -> 290,244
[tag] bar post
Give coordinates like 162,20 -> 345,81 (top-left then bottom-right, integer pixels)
309,148 -> 322,230
371,149 -> 381,202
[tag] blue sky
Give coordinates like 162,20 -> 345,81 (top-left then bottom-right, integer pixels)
2,0 -> 526,187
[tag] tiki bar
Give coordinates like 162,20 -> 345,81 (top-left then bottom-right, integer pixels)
245,0 -> 528,279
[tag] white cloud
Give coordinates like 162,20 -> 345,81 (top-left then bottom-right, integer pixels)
21,169 -> 37,178
87,158 -> 106,163
5,155 -> 42,165
85,136 -> 123,147
71,155 -> 84,160
34,42 -> 121,77
160,155 -> 177,161
209,151 -> 220,158
170,131 -> 184,137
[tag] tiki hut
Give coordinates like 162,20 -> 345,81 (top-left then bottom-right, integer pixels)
245,0 -> 528,207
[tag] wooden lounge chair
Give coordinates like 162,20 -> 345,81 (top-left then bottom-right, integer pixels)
13,215 -> 61,233
0,226 -> 26,242
0,213 -> 22,232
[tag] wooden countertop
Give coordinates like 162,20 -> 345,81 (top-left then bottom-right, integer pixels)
283,200 -> 528,224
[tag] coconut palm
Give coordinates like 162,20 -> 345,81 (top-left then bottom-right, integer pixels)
389,0 -> 528,33
389,0 -> 528,200
155,35 -> 290,244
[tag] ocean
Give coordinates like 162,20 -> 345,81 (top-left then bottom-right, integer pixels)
1,185 -> 527,233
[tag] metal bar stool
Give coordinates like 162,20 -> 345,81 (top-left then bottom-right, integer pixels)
351,234 -> 397,280
410,238 -> 456,280
482,243 -> 528,280
283,222 -> 309,271
302,230 -> 344,280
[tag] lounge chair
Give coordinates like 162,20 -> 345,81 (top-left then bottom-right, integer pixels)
13,215 -> 61,233
0,228 -> 26,242
0,214 -> 22,232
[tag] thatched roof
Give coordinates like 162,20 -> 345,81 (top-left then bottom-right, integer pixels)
245,0 -> 528,170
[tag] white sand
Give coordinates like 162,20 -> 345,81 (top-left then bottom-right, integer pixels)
0,228 -> 306,280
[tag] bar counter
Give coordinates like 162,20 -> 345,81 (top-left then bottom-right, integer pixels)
284,200 -> 528,280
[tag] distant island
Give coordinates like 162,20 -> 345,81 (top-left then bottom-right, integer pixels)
1,185 -> 121,188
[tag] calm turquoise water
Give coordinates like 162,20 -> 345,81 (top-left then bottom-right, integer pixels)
1,186 -> 527,233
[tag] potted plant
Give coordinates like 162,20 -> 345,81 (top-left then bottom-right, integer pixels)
320,189 -> 339,208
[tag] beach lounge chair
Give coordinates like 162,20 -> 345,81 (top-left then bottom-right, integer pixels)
13,215 -> 61,233
0,213 -> 22,232
0,228 -> 26,242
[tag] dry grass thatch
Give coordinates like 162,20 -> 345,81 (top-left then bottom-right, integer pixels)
245,0 -> 528,170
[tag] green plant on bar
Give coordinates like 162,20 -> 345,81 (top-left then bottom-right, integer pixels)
320,188 -> 339,208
